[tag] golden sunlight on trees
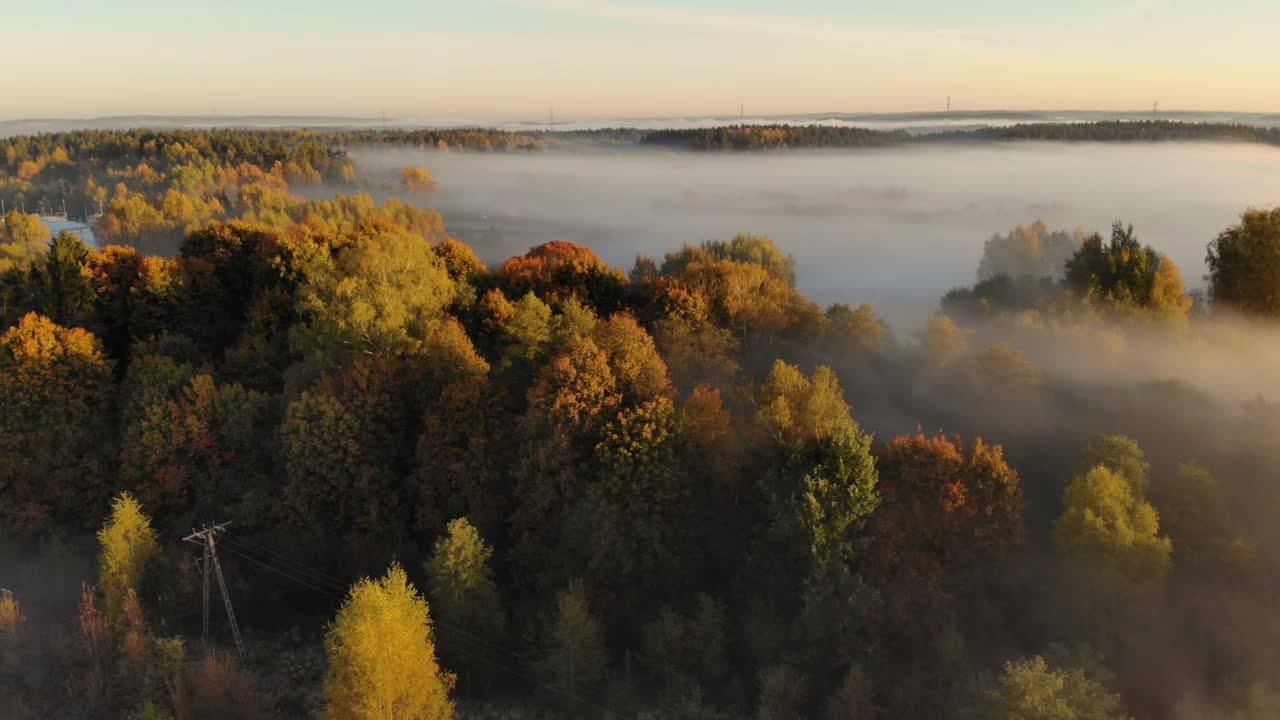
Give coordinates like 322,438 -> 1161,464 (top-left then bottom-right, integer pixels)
1055,466 -> 1170,582
0,313 -> 113,533
324,563 -> 455,720
97,492 -> 161,621
651,279 -> 741,392
499,241 -> 625,307
296,227 -> 456,359
590,312 -> 673,404
965,654 -> 1132,720
0,211 -> 49,270
293,195 -> 447,242
1064,223 -> 1192,317
432,237 -> 485,285
5,126 -> 1280,720
526,337 -> 622,433
661,233 -> 797,286
1054,465 -> 1171,631
1078,435 -> 1151,496
401,166 -> 438,193
86,245 -> 179,358
676,259 -> 797,342
755,360 -> 851,449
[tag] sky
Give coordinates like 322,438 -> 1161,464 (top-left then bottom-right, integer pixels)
4,0 -> 1279,120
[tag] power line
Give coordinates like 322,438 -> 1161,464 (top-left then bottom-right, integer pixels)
218,540 -> 514,663
212,533 -> 616,712
220,532 -> 348,590
223,530 -> 533,668
215,542 -> 345,600
221,537 -> 513,661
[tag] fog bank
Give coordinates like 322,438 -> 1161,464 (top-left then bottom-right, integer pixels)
355,142 -> 1280,331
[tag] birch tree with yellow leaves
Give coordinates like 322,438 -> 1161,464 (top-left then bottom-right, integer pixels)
323,563 -> 455,720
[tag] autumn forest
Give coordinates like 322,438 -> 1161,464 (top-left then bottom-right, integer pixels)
2,127 -> 1280,720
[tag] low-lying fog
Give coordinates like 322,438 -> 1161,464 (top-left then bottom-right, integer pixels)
353,141 -> 1280,331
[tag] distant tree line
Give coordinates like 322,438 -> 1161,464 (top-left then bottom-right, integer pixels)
640,124 -> 913,150
334,120 -> 1280,152
928,119 -> 1280,145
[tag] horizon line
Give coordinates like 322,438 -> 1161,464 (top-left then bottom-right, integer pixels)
5,107 -> 1280,125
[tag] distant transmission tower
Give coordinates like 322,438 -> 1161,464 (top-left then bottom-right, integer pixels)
1153,101 -> 1159,117
947,96 -> 951,113
184,522 -> 244,657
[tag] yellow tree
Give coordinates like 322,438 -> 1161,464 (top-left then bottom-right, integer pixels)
432,237 -> 485,286
1077,435 -> 1151,497
324,563 -> 455,720
0,210 -> 49,251
97,492 -> 161,621
401,167 -> 438,193
1053,465 -> 1171,642
1055,466 -> 1170,585
970,655 -> 1132,720
677,259 -> 796,342
755,360 -> 851,449
0,210 -> 49,269
590,312 -> 674,404
296,227 -> 456,360
0,589 -> 24,637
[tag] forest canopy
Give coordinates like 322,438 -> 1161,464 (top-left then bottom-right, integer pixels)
1,126 -> 1279,720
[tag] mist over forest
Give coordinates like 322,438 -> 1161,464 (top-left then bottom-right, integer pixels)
1,124 -> 1279,720
351,141 -> 1280,330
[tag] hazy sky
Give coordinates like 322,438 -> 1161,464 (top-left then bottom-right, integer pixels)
6,0 -> 1279,119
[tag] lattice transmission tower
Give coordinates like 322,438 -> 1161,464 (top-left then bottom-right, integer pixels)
183,522 -> 244,657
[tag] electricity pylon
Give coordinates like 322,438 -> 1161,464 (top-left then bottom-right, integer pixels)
183,521 -> 244,657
